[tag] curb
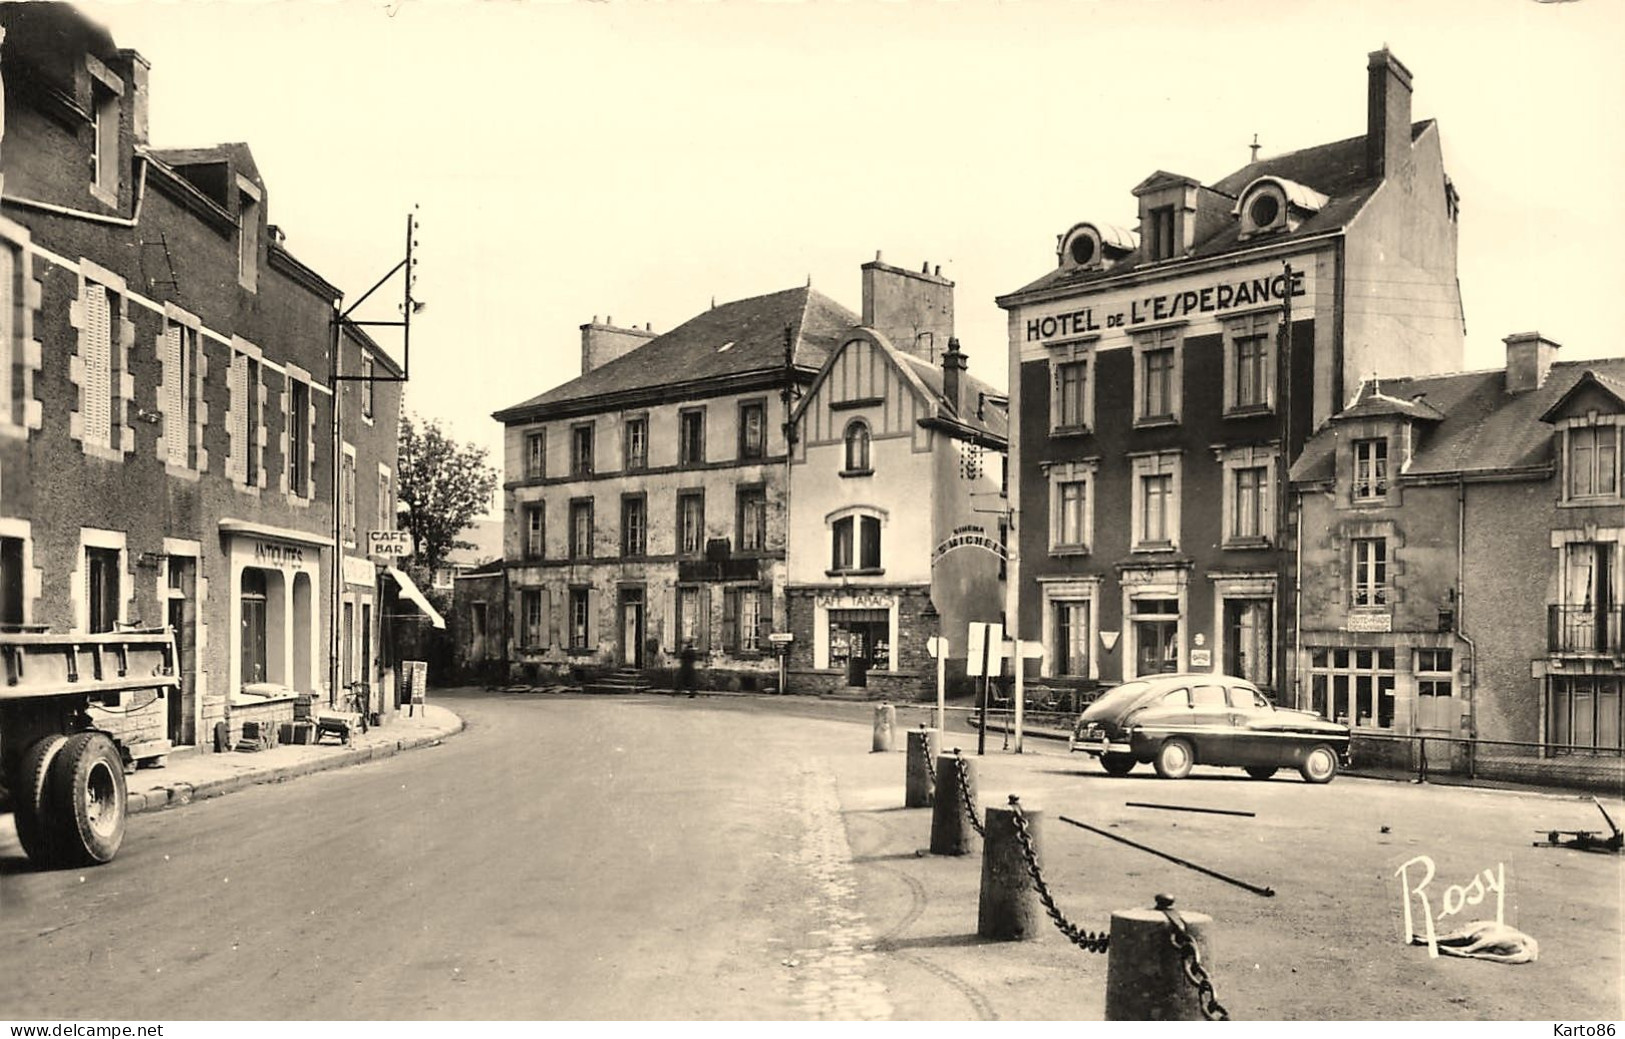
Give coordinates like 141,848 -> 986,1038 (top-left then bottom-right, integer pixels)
126,713 -> 466,816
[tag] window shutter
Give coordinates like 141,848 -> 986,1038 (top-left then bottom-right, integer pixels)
228,353 -> 248,481
82,286 -> 112,448
722,589 -> 738,652
163,325 -> 185,466
0,246 -> 13,421
697,587 -> 711,652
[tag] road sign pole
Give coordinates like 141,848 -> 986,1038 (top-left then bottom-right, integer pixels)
1013,637 -> 1024,755
936,641 -> 947,735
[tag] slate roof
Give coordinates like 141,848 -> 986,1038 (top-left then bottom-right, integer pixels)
1001,122 -> 1434,301
898,352 -> 1010,445
494,286 -> 858,422
1290,357 -> 1625,483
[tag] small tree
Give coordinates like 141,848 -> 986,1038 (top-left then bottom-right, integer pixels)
396,414 -> 500,581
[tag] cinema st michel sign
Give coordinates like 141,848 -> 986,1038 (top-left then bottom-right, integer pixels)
1018,258 -> 1316,358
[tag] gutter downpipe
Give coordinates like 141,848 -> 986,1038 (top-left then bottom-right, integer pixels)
1456,474 -> 1479,775
1293,488 -> 1304,710
2,151 -> 150,226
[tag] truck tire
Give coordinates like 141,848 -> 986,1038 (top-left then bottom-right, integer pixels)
13,734 -> 69,866
44,732 -> 127,866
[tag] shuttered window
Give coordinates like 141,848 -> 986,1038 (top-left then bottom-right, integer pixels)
162,324 -> 187,467
0,244 -> 14,426
82,285 -> 114,449
228,353 -> 248,482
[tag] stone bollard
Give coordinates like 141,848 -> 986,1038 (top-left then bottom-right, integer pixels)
871,702 -> 896,752
978,798 -> 1041,940
929,752 -> 976,855
905,727 -> 940,808
1105,895 -> 1217,1021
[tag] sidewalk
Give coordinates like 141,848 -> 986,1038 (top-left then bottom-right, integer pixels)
123,704 -> 463,815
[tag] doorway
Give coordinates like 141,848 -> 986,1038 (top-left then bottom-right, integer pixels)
166,557 -> 197,745
1132,598 -> 1180,677
829,609 -> 890,687
241,568 -> 268,686
618,587 -> 645,668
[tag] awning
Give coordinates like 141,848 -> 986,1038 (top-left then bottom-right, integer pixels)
385,566 -> 446,629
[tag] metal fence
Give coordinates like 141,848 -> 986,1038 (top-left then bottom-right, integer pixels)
1348,730 -> 1625,794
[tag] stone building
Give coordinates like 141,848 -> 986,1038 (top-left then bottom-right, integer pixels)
785,259 -> 1007,698
1290,337 -> 1624,785
493,289 -> 854,688
0,3 -> 407,754
996,48 -> 1464,698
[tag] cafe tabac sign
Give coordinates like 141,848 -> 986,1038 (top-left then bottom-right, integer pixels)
1019,260 -> 1316,355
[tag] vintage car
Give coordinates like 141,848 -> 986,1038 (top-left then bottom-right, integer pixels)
1068,673 -> 1351,783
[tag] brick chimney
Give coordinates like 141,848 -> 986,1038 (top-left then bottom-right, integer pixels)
941,337 -> 966,416
120,49 -> 150,146
861,253 -> 954,363
1504,332 -> 1560,394
1367,48 -> 1414,181
580,316 -> 657,375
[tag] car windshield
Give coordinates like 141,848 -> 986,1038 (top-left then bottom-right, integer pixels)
1088,681 -> 1154,714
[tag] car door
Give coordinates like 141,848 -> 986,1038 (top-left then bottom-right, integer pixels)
1224,683 -> 1276,766
1130,686 -> 1192,750
1187,683 -> 1235,764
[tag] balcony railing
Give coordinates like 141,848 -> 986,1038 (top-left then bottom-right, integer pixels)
1548,604 -> 1623,655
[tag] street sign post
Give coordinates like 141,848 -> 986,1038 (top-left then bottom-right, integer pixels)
367,529 -> 414,559
926,636 -> 948,733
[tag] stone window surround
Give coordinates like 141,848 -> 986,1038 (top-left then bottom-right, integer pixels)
1333,518 -> 1405,612
1047,336 -> 1098,434
1037,575 -> 1102,680
1131,322 -> 1184,427
1550,524 -> 1624,606
0,517 -> 43,625
1220,308 -> 1279,416
340,442 -> 357,548
1209,571 -> 1277,684
70,258 -> 135,462
159,538 -> 207,745
86,54 -> 124,208
228,336 -> 268,496
157,302 -> 209,481
235,174 -> 261,292
1128,448 -> 1183,552
73,527 -> 130,634
1555,412 -> 1623,506
0,219 -> 44,440
1120,565 -> 1190,679
1045,457 -> 1098,556
282,363 -> 314,504
1213,442 -> 1278,547
524,426 -> 547,480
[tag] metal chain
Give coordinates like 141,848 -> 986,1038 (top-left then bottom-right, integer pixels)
921,738 -> 936,785
951,749 -> 985,837
1156,895 -> 1229,1021
1006,796 -> 1110,954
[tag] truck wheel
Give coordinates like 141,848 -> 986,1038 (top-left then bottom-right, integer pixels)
13,734 -> 69,866
45,732 -> 127,866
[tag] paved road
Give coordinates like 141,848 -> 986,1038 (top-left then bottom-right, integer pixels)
2,692 -> 1620,1020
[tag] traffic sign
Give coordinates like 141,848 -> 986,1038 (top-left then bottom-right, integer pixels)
767,632 -> 794,644
367,529 -> 414,559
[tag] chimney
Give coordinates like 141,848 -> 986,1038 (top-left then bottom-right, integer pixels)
861,257 -> 954,362
1503,332 -> 1560,394
1366,48 -> 1414,181
941,337 -> 967,417
580,318 -> 658,375
121,49 -> 151,147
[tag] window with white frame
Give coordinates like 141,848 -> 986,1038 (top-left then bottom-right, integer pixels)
1133,326 -> 1182,425
524,504 -> 545,561
830,512 -> 882,574
1218,445 -> 1277,546
1353,438 -> 1388,501
87,59 -> 121,205
568,587 -> 590,650
1049,342 -> 1095,433
1566,423 -> 1621,501
679,408 -> 706,467
677,491 -> 705,556
521,589 -> 545,648
726,587 -> 764,653
737,487 -> 767,553
360,353 -> 375,421
1224,312 -> 1276,413
569,499 -> 594,560
287,377 -> 310,495
1048,459 -> 1096,555
1130,451 -> 1181,550
80,279 -> 123,453
572,422 -> 595,476
621,495 -> 646,558
843,419 -> 871,474
624,417 -> 647,471
228,347 -> 264,488
341,445 -> 357,547
1053,600 -> 1090,677
1417,648 -> 1453,698
1307,647 -> 1395,728
1351,537 -> 1388,606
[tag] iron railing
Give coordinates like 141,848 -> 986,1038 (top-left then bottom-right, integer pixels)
1547,604 -> 1623,655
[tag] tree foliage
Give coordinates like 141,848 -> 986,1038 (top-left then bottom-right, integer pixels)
396,414 -> 500,578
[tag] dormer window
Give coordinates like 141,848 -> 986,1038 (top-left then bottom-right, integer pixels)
1566,423 -> 1621,501
1353,438 -> 1388,501
1235,177 -> 1328,240
86,56 -> 124,207
1057,222 -> 1138,273
1148,206 -> 1176,261
236,176 -> 261,291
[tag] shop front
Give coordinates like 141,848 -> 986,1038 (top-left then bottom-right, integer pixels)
813,591 -> 898,687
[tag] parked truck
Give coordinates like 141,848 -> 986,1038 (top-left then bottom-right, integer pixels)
0,629 -> 178,867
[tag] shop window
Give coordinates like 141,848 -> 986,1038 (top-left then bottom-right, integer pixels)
677,491 -> 705,555
1548,676 -> 1623,754
1130,598 -> 1181,677
1353,438 -> 1388,501
1307,647 -> 1396,729
843,420 -> 871,475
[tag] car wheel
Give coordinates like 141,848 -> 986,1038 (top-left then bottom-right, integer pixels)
1298,744 -> 1339,784
1100,753 -> 1136,776
1153,738 -> 1194,780
1245,766 -> 1278,780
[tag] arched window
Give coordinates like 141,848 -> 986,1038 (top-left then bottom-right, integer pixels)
830,511 -> 883,574
843,420 -> 871,474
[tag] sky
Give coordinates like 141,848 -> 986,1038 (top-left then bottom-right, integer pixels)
81,0 -> 1625,488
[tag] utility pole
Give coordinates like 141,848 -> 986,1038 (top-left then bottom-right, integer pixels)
327,209 -> 421,706
1276,261 -> 1295,707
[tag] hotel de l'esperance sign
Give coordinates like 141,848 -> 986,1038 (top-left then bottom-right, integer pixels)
1017,258 -> 1316,362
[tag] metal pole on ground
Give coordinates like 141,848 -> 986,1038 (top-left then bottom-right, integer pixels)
978,801 -> 1041,940
929,752 -> 976,855
905,727 -> 939,808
